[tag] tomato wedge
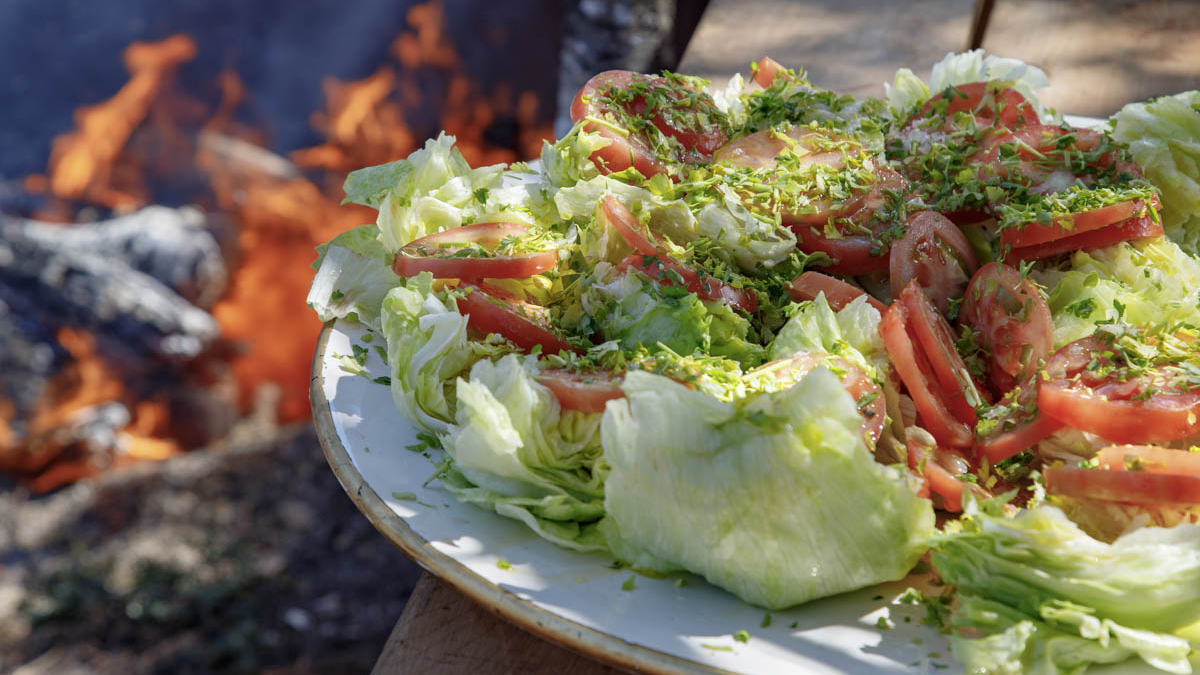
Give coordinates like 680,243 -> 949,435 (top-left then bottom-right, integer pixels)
889,211 -> 978,316
456,284 -> 576,356
1097,445 -> 1200,474
752,353 -> 886,447
1004,214 -> 1164,263
393,222 -> 557,279
570,70 -> 728,178
788,271 -> 887,313
751,56 -> 790,88
999,199 -> 1149,249
900,281 -> 983,427
881,288 -> 974,448
911,82 -> 1038,131
1045,466 -> 1200,504
537,368 -> 625,413
1038,335 -> 1200,444
960,262 -> 1053,394
601,196 -> 759,313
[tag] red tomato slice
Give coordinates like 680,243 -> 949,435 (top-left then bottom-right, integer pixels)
393,222 -> 557,279
881,295 -> 974,448
960,262 -> 1053,394
907,434 -> 981,513
751,56 -> 789,88
569,70 -> 728,178
999,200 -> 1147,249
601,196 -> 759,313
1097,445 -> 1200,474
536,368 -> 625,413
976,410 -> 1064,464
900,282 -> 982,426
787,271 -> 887,313
599,194 -> 660,256
1045,466 -> 1200,504
456,284 -> 576,356
714,126 -> 850,173
789,170 -> 911,275
1038,335 -> 1200,444
752,353 -> 886,447
889,210 -> 979,316
912,82 -> 1038,130
1004,214 -> 1164,263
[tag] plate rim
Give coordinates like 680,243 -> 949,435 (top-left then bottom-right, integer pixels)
310,320 -> 747,675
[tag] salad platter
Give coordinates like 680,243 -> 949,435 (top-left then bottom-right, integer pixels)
309,50 -> 1200,674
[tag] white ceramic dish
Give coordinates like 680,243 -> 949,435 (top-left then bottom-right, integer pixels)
312,319 -> 1163,675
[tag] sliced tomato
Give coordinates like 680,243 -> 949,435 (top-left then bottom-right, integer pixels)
599,194 -> 660,256
1038,335 -> 1200,444
1097,445 -> 1200,474
602,196 -> 759,313
999,199 -> 1148,249
714,125 -> 851,173
960,262 -> 1053,393
907,433 -> 979,513
456,284 -> 576,356
1045,466 -> 1200,504
752,353 -> 886,447
889,210 -> 979,315
751,56 -> 789,88
393,222 -> 557,279
570,70 -> 728,178
911,82 -> 1038,131
1004,214 -> 1164,263
900,282 -> 982,426
976,411 -> 1064,464
537,368 -> 624,413
789,170 -> 910,275
881,293 -> 974,448
787,271 -> 887,313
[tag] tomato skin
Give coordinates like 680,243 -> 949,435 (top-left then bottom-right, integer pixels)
900,282 -> 982,426
960,262 -> 1054,394
1003,214 -> 1164,263
788,271 -> 887,313
975,411 -> 1064,464
393,222 -> 557,279
1045,466 -> 1200,504
599,195 -> 660,256
999,200 -> 1147,249
889,210 -> 979,316
1038,335 -> 1200,444
913,81 -> 1038,130
537,368 -> 625,413
751,56 -> 788,88
880,292 -> 974,448
456,285 -> 576,356
570,70 -> 728,178
1097,445 -> 1200,474
789,170 -> 910,276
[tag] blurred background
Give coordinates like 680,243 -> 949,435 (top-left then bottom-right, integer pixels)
0,1 -> 706,673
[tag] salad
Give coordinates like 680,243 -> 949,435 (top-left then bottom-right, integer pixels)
309,51 -> 1200,674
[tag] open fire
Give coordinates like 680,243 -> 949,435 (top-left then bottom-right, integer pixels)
2,0 -> 554,491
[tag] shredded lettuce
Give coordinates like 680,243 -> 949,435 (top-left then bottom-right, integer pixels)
307,223 -> 400,329
439,354 -> 608,551
1033,238 -> 1200,346
599,368 -> 933,609
1113,91 -> 1200,254
934,502 -> 1200,674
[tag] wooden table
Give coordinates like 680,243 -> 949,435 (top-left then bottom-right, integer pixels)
371,2 -> 1199,673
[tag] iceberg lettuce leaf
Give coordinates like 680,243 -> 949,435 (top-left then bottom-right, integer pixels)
308,223 -> 400,329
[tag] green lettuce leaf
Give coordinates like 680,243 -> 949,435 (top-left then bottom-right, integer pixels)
1113,92 -> 1200,253
307,223 -> 400,329
538,123 -> 610,189
439,354 -> 608,551
379,274 -> 512,434
1033,238 -> 1200,346
348,133 -> 506,253
934,503 -> 1200,674
599,368 -> 933,609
